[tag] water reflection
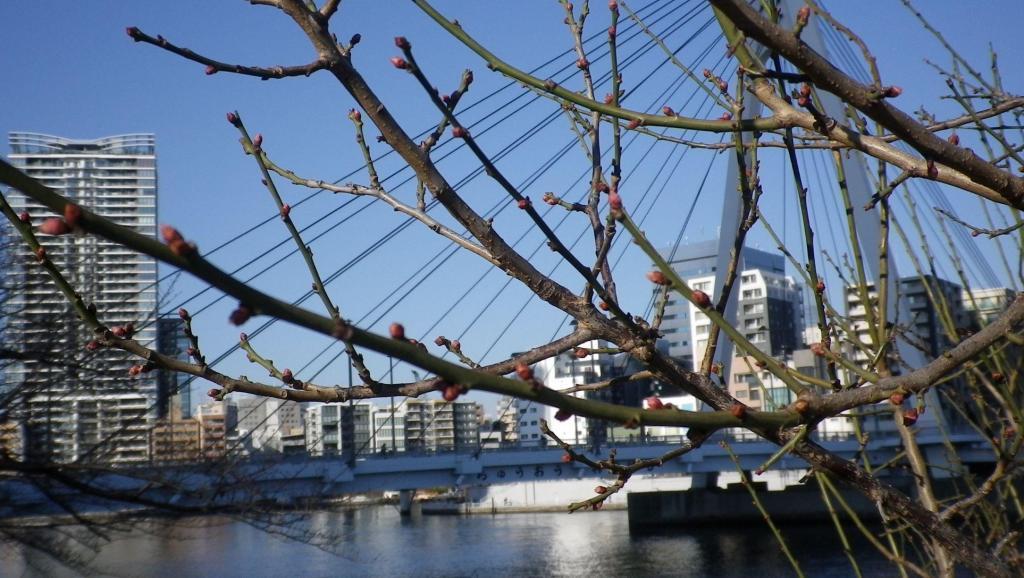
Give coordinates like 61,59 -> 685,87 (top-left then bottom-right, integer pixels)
1,507 -> 899,577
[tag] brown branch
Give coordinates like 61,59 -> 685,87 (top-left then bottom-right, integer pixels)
126,27 -> 327,80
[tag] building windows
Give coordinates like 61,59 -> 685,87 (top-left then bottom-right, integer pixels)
742,288 -> 763,299
743,303 -> 765,314
741,274 -> 756,283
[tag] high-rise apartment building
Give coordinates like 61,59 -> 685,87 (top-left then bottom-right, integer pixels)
4,133 -> 158,463
658,241 -> 803,370
404,399 -> 480,451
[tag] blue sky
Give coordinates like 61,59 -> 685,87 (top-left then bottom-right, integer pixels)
3,1 -> 1022,414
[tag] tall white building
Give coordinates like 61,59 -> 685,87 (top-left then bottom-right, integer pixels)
4,133 -> 158,463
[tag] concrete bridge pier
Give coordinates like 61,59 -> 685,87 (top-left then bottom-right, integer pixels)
398,490 -> 414,516
689,472 -> 719,490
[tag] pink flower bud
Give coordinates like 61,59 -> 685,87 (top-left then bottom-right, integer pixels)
86,340 -> 100,351
280,204 -> 291,219
227,112 -> 240,126
389,322 -> 406,340
608,190 -> 622,211
112,326 -> 128,338
18,211 -> 30,223
884,86 -> 902,98
434,335 -> 448,347
561,453 -> 573,463
626,119 -> 641,130
595,181 -> 609,193
281,368 -> 294,384
205,65 -> 217,76
207,388 -> 222,399
719,112 -> 733,121
128,365 -> 143,376
442,384 -> 461,402
252,133 -> 263,150
38,218 -> 71,236
555,409 -> 572,421
731,403 -> 747,419
178,308 -> 189,320
161,225 -> 183,244
543,192 -> 558,205
574,348 -> 588,359
608,0 -> 617,11
603,94 -> 614,104
239,332 -> 249,342
229,304 -> 253,326
902,408 -> 919,426
394,36 -> 410,50
187,347 -> 198,357
63,204 -> 82,228
515,362 -> 532,381
947,133 -> 960,146
646,396 -> 664,409
662,106 -> 675,117
594,485 -> 608,494
692,289 -> 711,308
452,126 -> 468,139
34,246 -> 46,262
390,56 -> 408,70
815,280 -> 825,293
576,57 -> 589,70
517,197 -> 531,210
348,109 -> 361,122
717,80 -> 728,93
796,6 -> 810,26
646,270 -> 670,285
810,342 -> 828,357
608,25 -> 617,38
927,160 -> 938,179
451,340 -> 461,352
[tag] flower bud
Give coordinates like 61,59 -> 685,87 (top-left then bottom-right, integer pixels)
86,340 -> 100,351
608,0 -> 617,11
390,56 -> 409,70
608,190 -> 623,212
442,384 -> 461,402
207,388 -> 222,399
574,348 -> 588,359
947,133 -> 960,146
794,399 -> 810,414
18,211 -> 30,223
434,335 -> 448,347
594,485 -> 608,494
719,112 -> 733,121
63,204 -> 82,228
178,308 -> 189,320
348,109 -> 361,122
281,368 -> 295,384
543,192 -> 558,206
561,453 -> 573,463
731,403 -> 747,419
796,6 -> 810,26
112,326 -> 128,338
717,80 -> 728,93
34,246 -> 46,262
810,341 -> 828,357
280,204 -> 291,219
902,408 -> 919,426
517,197 -> 531,209
889,392 -> 905,406
128,365 -> 143,377
349,33 -> 361,46
161,224 -> 183,244
394,36 -> 410,50
646,270 -> 670,285
598,301 -> 609,311
38,218 -> 71,236
205,65 -> 217,76
452,126 -> 468,138
187,347 -> 198,357
992,372 -> 1006,383
389,322 -> 406,340
692,289 -> 711,308
555,409 -> 572,421
229,304 -> 254,326
515,361 -> 532,381
227,112 -> 240,126
927,160 -> 938,179
815,280 -> 826,293
126,26 -> 141,40
252,133 -> 263,150
626,119 -> 641,130
603,93 -> 614,104
239,332 -> 249,342
451,340 -> 461,351
608,25 -> 616,38
883,86 -> 902,98
576,57 -> 589,70
662,106 -> 675,117
645,396 -> 664,410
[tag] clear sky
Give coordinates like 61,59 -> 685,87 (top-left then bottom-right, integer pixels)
2,1 -> 1022,415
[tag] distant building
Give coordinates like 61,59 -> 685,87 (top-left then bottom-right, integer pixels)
0,421 -> 25,461
305,404 -> 339,456
404,399 -> 480,451
156,316 -> 191,419
658,241 -> 800,369
962,287 -> 1016,328
149,399 -> 200,463
372,404 -> 405,454
195,400 -> 234,460
5,132 -> 159,464
495,396 -> 519,444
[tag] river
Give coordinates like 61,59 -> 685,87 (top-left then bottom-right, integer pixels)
1,506 -> 904,577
